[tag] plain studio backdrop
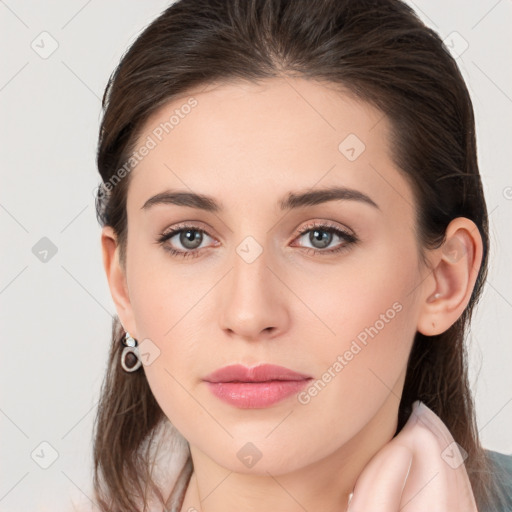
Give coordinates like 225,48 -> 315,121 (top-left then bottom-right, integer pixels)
0,1 -> 511,510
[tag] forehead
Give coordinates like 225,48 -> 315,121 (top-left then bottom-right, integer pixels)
126,77 -> 414,221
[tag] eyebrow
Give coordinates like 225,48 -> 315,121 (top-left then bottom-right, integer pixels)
141,186 -> 380,212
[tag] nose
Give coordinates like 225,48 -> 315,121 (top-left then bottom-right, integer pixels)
218,243 -> 290,341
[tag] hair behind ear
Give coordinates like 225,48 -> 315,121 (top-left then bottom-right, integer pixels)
92,316 -> 169,510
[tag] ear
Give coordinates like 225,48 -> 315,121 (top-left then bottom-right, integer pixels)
101,226 -> 138,337
417,217 -> 483,336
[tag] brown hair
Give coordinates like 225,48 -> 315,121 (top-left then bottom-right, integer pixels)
93,0 -> 506,510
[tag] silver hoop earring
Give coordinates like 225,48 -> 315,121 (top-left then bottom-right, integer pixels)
121,332 -> 142,372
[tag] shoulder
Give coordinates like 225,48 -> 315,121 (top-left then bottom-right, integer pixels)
486,449 -> 512,481
484,449 -> 512,510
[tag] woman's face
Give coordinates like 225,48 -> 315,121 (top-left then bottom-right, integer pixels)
114,77 -> 432,475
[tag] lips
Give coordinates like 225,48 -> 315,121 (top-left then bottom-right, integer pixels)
203,363 -> 312,383
203,364 -> 313,408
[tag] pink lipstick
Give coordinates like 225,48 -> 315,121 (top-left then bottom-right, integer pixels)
203,364 -> 312,408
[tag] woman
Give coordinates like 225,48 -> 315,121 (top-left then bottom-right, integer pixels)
92,0 -> 512,510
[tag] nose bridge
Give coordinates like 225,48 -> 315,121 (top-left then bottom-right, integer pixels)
230,234 -> 273,307
218,232 -> 287,338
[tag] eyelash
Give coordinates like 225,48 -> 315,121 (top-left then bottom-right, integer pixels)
156,221 -> 358,259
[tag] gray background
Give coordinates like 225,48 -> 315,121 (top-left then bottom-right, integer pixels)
1,1 -> 511,510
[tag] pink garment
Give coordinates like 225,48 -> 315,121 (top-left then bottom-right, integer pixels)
348,400 -> 478,511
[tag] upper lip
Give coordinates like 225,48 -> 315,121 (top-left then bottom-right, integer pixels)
203,364 -> 312,383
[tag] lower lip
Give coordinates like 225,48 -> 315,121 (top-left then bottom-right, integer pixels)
205,379 -> 311,408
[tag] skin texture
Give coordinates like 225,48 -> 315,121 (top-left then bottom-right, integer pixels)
101,77 -> 483,512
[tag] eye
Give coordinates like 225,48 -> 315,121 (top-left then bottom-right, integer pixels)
292,221 -> 358,255
156,223 -> 217,259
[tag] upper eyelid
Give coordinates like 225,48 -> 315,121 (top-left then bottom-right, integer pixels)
296,221 -> 353,235
161,221 -> 212,237
161,220 -> 351,236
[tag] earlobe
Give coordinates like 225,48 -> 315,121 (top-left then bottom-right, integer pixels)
101,226 -> 137,336
417,218 -> 483,336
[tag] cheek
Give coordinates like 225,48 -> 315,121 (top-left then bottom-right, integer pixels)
294,240 -> 418,349
126,239 -> 205,339
126,245 -> 213,414
292,242 -> 419,405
